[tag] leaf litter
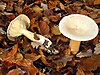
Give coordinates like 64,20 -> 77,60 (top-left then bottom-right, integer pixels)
0,0 -> 100,75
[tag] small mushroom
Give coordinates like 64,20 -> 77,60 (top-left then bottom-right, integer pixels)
59,14 -> 99,54
7,14 -> 52,48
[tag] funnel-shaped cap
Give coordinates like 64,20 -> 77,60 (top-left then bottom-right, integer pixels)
59,14 -> 99,41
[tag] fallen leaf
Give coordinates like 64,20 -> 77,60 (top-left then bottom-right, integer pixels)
41,3 -> 48,10
83,0 -> 94,5
0,2 -> 6,11
51,25 -> 61,35
0,27 -> 6,35
76,67 -> 85,75
16,59 -> 39,75
38,21 -> 50,35
32,5 -> 43,13
76,49 -> 92,58
49,15 -> 60,22
93,0 -> 100,5
57,35 -> 69,43
7,44 -> 18,57
94,43 -> 100,54
59,2 -> 65,10
25,54 -> 41,61
6,69 -> 22,75
79,55 -> 100,71
94,18 -> 100,23
5,14 -> 16,20
48,1 -> 56,9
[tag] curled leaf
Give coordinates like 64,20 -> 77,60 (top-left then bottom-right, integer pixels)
39,21 -> 50,35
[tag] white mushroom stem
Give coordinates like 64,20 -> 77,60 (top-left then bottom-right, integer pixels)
21,29 -> 51,48
69,40 -> 81,54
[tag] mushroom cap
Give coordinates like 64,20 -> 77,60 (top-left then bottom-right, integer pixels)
7,14 -> 30,41
59,14 -> 99,41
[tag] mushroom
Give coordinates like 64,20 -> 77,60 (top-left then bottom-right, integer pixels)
7,14 -> 52,48
59,14 -> 99,54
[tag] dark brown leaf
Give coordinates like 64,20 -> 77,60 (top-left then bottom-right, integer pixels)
79,55 -> 100,71
38,21 -> 50,35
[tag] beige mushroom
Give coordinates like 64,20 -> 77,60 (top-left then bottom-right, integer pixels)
59,14 -> 99,54
7,14 -> 52,48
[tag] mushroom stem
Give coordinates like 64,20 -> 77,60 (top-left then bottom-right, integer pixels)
69,40 -> 81,54
21,29 -> 46,45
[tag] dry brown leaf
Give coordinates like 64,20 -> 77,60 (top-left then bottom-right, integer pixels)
25,54 -> 41,61
38,21 -> 50,35
16,59 -> 39,75
59,2 -> 65,10
76,67 -> 85,75
0,2 -> 6,11
94,43 -> 100,54
48,1 -> 56,9
80,9 -> 89,15
14,52 -> 23,62
93,0 -> 100,5
79,55 -> 100,71
22,5 -> 35,20
5,13 -> 16,19
32,5 -> 43,13
6,69 -> 22,75
65,6 -> 77,14
6,1 -> 14,11
83,0 -> 94,5
94,18 -> 100,23
7,44 -> 18,57
49,15 -> 60,22
21,37 -> 30,49
39,49 -> 51,66
51,25 -> 61,35
57,35 -> 69,43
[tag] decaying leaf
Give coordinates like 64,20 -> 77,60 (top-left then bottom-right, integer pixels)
76,67 -> 85,75
49,15 -> 60,22
32,5 -> 43,12
41,3 -> 48,10
25,53 -> 41,61
57,35 -> 69,43
94,18 -> 100,23
38,21 -> 50,35
94,43 -> 100,54
0,0 -> 100,74
93,0 -> 100,5
79,55 -> 100,71
6,69 -> 23,75
0,2 -> 6,11
7,44 -> 18,57
0,27 -> 6,35
3,12 -> 16,20
76,49 -> 92,58
51,25 -> 61,35
16,59 -> 39,75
